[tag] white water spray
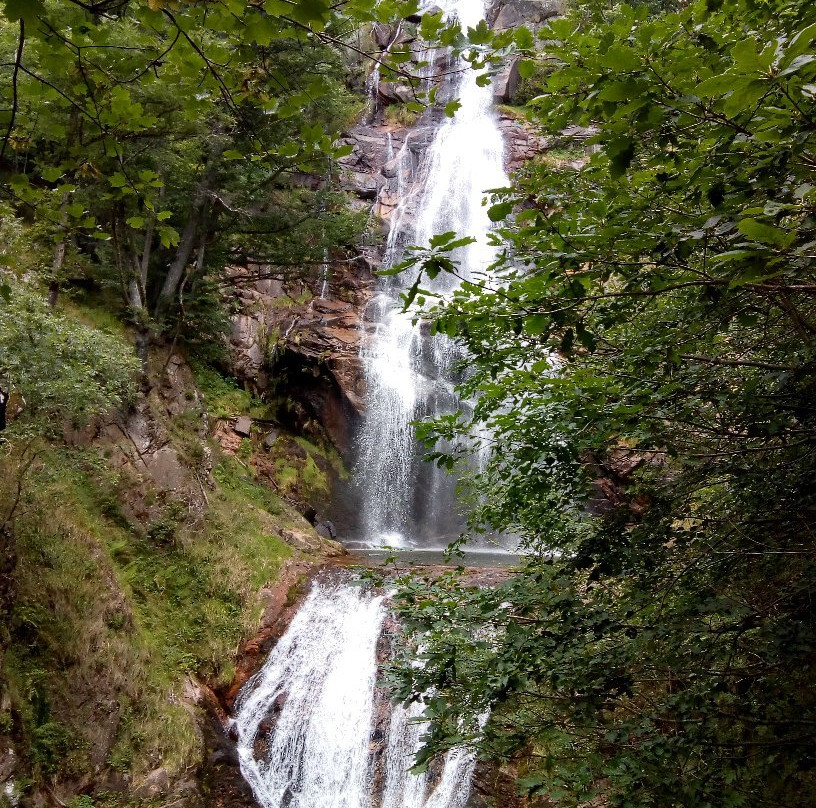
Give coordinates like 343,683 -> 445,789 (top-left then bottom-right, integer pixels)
234,580 -> 479,808
355,0 -> 509,546
234,582 -> 386,808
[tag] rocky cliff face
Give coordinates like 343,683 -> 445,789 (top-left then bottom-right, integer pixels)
223,0 -> 557,468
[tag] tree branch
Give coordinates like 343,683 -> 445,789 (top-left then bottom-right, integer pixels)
1,19 -> 25,162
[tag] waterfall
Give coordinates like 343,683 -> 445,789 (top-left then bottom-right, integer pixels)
353,0 -> 510,549
233,579 -> 479,808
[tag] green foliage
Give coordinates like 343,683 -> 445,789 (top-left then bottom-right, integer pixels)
191,362 -> 254,419
391,0 -> 816,806
0,276 -> 139,430
0,0 -> 370,347
0,424 -> 300,787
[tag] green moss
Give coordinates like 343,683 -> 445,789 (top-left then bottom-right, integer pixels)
385,104 -> 419,127
0,435 -> 302,789
273,458 -> 300,494
302,454 -> 329,497
190,362 -> 254,418
63,295 -> 131,342
294,435 -> 347,478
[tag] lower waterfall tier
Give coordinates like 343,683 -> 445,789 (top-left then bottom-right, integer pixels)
232,578 -> 479,808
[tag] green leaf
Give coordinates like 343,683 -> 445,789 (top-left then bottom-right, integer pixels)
444,100 -> 462,118
467,19 -> 491,45
3,0 -> 44,22
245,13 -> 280,46
779,21 -> 816,67
289,0 -> 330,28
722,79 -> 767,117
600,44 -> 640,72
159,226 -> 180,248
41,167 -> 63,183
597,79 -> 640,101
730,39 -> 762,72
488,201 -> 513,222
514,27 -> 535,51
420,11 -> 443,40
737,218 -> 790,246
333,143 -> 354,158
517,59 -> 536,80
779,54 -> 816,77
607,137 -> 635,178
429,231 -> 459,248
696,73 -> 738,98
524,314 -> 549,336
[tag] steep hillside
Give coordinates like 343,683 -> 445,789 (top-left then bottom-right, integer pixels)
0,333 -> 343,806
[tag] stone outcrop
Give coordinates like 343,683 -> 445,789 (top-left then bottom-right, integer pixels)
220,0 -> 556,464
223,261 -> 374,456
487,0 -> 563,31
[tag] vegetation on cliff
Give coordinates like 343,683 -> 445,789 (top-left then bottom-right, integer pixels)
391,0 -> 816,806
0,0 -> 378,800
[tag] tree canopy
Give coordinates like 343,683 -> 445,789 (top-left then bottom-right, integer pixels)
0,0 -> 397,355
390,0 -> 816,806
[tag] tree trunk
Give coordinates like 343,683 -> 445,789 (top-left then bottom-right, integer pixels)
154,146 -> 221,321
48,197 -> 69,308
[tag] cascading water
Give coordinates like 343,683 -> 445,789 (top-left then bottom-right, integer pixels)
232,4 -> 511,802
353,0 -> 510,549
233,579 -> 479,808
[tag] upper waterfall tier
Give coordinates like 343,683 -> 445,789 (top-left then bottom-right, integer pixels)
351,0 -> 511,550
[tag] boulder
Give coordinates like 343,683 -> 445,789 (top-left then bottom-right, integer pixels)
376,82 -> 415,106
344,170 -> 379,200
372,22 -> 395,48
493,57 -> 521,103
281,527 -> 321,553
490,0 -> 563,30
316,519 -> 337,540
134,767 -> 171,798
233,416 -> 252,438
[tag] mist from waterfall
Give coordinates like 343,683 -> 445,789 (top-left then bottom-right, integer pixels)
233,580 -> 479,808
354,0 -> 510,549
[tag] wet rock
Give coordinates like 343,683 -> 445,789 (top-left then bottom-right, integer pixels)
490,0 -> 563,30
233,416 -> 252,438
372,22 -> 395,48
377,82 -> 415,106
281,527 -> 321,553
316,520 -> 337,540
559,124 -> 598,141
133,767 -> 170,798
0,746 -> 17,783
345,170 -> 380,199
493,57 -> 521,103
263,428 -> 280,448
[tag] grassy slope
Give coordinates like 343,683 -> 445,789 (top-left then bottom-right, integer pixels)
0,344 -> 334,805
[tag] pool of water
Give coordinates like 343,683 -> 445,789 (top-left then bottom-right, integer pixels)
340,544 -> 522,569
